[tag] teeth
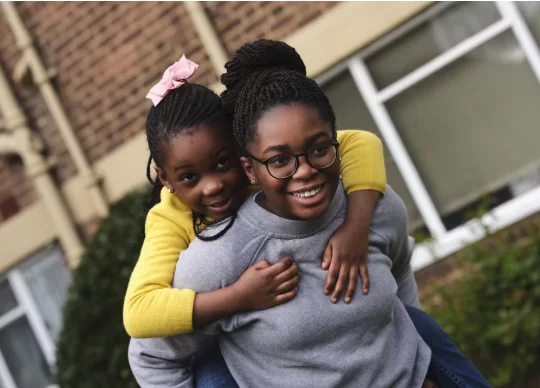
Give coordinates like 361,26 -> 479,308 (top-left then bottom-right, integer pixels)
211,199 -> 228,207
292,186 -> 321,198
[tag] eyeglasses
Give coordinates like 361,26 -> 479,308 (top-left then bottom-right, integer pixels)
247,142 -> 339,179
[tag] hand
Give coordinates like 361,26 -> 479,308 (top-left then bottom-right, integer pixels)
422,379 -> 437,388
322,224 -> 370,304
233,257 -> 299,311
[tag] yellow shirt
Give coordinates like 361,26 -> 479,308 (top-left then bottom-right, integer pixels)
123,130 -> 387,338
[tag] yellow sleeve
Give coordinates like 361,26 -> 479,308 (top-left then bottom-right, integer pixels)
123,187 -> 198,338
336,129 -> 387,195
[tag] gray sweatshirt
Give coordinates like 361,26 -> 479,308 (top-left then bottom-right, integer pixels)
129,184 -> 431,388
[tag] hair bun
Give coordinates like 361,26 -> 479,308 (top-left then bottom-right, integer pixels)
221,39 -> 306,94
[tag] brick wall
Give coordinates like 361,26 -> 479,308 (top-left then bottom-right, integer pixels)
204,1 -> 338,56
0,14 -> 36,210
0,2 -> 336,221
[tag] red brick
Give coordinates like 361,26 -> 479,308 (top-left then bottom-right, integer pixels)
0,1 -> 334,223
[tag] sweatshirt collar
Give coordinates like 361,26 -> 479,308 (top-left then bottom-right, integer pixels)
239,181 -> 345,237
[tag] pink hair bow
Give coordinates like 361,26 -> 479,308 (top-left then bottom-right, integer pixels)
146,55 -> 199,106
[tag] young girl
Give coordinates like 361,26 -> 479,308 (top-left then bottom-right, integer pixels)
128,39 -> 490,388
123,55 -> 387,339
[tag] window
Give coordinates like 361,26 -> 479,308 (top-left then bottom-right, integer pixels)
318,1 -> 540,268
322,70 -> 425,231
366,2 -> 540,218
0,245 -> 71,388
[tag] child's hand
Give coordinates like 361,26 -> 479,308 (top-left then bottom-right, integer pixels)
233,257 -> 299,311
322,224 -> 370,304
422,379 -> 437,388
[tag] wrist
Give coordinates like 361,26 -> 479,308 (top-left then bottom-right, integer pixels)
344,190 -> 379,228
227,283 -> 247,312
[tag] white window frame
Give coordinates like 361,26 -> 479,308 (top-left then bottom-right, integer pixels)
0,253 -> 60,388
319,1 -> 540,270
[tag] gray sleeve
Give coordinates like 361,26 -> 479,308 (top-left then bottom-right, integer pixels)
128,333 -> 212,388
373,186 -> 420,308
391,236 -> 420,308
127,237 -> 230,387
128,221 -> 260,387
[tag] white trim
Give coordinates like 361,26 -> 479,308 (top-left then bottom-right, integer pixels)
316,3 -> 456,87
347,57 -> 447,239
316,61 -> 350,87
0,306 -> 24,330
359,2 -> 455,61
497,1 -> 540,84
412,183 -> 540,271
8,270 -> 56,367
377,18 -> 511,102
0,350 -> 17,388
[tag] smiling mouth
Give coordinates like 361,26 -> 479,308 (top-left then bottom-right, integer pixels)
209,198 -> 230,208
290,184 -> 324,198
205,197 -> 235,216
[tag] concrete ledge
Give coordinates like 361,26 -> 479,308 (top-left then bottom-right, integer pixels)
287,1 -> 432,77
0,201 -> 56,272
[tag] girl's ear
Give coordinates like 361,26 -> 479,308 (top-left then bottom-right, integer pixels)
155,166 -> 173,192
240,156 -> 257,184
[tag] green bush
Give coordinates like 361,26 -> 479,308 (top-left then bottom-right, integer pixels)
425,223 -> 540,387
56,188 -> 150,388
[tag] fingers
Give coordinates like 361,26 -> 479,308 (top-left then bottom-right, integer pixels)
253,259 -> 271,270
275,275 -> 299,294
273,261 -> 299,285
263,256 -> 293,276
321,243 -> 332,270
274,287 -> 298,305
324,258 -> 339,296
343,266 -> 358,303
358,263 -> 370,294
331,263 -> 350,303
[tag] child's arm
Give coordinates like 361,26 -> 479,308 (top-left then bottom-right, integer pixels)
123,194 -> 299,338
193,257 -> 298,327
124,206 -> 197,338
322,130 -> 386,304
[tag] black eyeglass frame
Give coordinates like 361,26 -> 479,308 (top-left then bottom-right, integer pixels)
246,141 -> 340,179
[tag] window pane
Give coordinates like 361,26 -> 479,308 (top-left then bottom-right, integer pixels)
0,278 -> 18,316
366,1 -> 501,89
385,30 -> 540,217
20,245 -> 71,343
322,70 -> 425,231
521,2 -> 540,46
0,317 -> 54,388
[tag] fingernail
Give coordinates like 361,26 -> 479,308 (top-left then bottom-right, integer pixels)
324,289 -> 329,295
345,297 -> 351,303
331,297 -> 337,303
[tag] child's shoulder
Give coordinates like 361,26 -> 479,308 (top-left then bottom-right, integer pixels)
145,187 -> 193,235
176,215 -> 267,287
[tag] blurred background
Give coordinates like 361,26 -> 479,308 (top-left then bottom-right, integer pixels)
1,2 -> 540,387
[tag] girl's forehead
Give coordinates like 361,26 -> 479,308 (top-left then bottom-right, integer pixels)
250,104 -> 332,151
163,125 -> 234,167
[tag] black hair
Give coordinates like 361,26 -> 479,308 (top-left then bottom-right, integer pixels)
145,82 -> 234,241
220,39 -> 337,154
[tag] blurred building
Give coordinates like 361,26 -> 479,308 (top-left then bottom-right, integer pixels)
1,1 -> 540,387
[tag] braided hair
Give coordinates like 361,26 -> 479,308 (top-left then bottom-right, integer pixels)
220,39 -> 336,154
145,82 -> 234,241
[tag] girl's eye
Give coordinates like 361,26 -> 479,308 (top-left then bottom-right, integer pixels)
269,155 -> 293,167
180,173 -> 197,182
310,145 -> 330,156
216,157 -> 230,170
